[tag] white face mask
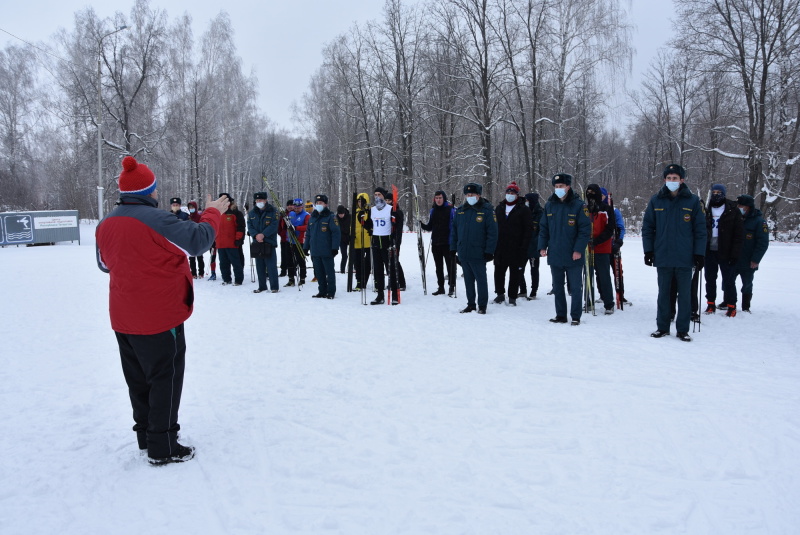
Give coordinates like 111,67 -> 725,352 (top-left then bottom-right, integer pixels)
665,181 -> 681,192
314,204 -> 325,212
739,207 -> 747,215
256,202 -> 266,209
189,208 -> 196,213
466,196 -> 478,205
505,194 -> 517,203
554,188 -> 567,199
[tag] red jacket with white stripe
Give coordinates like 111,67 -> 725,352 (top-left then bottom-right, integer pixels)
96,194 -> 221,335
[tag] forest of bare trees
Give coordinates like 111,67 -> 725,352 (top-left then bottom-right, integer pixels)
1,0 -> 798,236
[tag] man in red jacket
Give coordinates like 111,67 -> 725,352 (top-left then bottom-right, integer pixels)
585,183 -> 616,315
96,156 -> 228,465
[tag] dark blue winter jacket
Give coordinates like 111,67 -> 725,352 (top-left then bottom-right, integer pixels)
642,183 -> 707,268
306,207 -> 341,257
737,208 -> 769,269
247,203 -> 279,247
449,198 -> 498,260
537,189 -> 591,267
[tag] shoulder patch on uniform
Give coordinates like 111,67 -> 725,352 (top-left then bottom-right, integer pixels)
476,215 -> 483,223
583,206 -> 589,217
762,223 -> 769,232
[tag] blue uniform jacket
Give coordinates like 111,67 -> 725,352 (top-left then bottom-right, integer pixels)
306,207 -> 341,257
642,183 -> 707,268
537,189 -> 591,267
247,203 -> 279,247
449,198 -> 498,260
737,208 -> 769,269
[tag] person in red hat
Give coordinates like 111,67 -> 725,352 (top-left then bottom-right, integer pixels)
492,181 -> 533,306
96,156 -> 229,465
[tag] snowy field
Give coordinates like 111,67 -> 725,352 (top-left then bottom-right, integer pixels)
1,221 -> 799,535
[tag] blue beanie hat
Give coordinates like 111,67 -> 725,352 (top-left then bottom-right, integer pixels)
711,183 -> 727,197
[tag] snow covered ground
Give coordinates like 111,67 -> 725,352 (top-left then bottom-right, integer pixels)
1,222 -> 798,534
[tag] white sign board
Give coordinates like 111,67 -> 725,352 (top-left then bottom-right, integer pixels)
34,216 -> 79,230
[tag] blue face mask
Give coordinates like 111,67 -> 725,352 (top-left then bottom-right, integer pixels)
505,194 -> 517,203
466,196 -> 478,205
739,207 -> 747,216
314,204 -> 324,212
665,181 -> 681,192
554,188 -> 567,199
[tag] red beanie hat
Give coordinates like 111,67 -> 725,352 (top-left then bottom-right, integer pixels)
118,156 -> 157,195
505,181 -> 520,194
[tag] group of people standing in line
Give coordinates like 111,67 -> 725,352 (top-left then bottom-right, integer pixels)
97,155 -> 770,466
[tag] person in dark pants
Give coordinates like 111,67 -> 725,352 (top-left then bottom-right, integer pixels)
450,182 -> 498,314
336,205 -> 351,273
278,199 -> 294,277
702,184 -> 744,316
734,195 -> 769,312
216,193 -> 246,286
538,173 -> 592,325
492,181 -> 532,306
247,192 -> 280,293
305,194 -> 341,298
421,190 -> 456,296
169,197 -> 189,221
96,155 -> 228,465
285,198 -> 310,286
187,201 -> 205,278
386,192 -> 406,290
366,187 -> 397,305
519,192 -> 543,300
642,164 -> 707,342
585,183 -> 616,314
353,193 -> 372,290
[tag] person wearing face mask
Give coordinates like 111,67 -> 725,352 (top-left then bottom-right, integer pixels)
518,192 -> 543,300
492,182 -> 533,306
450,182 -> 498,314
365,187 -> 398,305
246,192 -> 279,293
304,194 -> 341,299
585,184 -> 616,315
421,191 -> 457,296
538,173 -> 592,325
733,195 -> 769,312
702,184 -> 744,317
216,193 -> 247,286
187,201 -> 205,279
285,198 -> 310,287
169,197 -> 189,221
642,164 -> 707,341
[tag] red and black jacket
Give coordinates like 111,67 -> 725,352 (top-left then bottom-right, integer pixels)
96,194 -> 220,335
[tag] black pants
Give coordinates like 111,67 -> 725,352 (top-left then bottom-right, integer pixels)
115,324 -> 186,458
372,236 -> 392,291
339,242 -> 349,273
287,243 -> 307,280
432,243 -> 456,291
189,255 -> 205,277
493,251 -> 525,299
519,256 -> 540,295
354,247 -> 372,288
280,241 -> 293,272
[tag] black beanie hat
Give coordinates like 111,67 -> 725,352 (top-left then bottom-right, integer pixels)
253,192 -> 267,200
524,192 -> 540,205
374,187 -> 389,198
315,194 -> 328,204
169,197 -> 182,205
663,164 -> 686,180
337,205 -> 346,214
551,173 -> 572,187
737,194 -> 755,208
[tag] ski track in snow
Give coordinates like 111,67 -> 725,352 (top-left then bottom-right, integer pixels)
0,223 -> 798,534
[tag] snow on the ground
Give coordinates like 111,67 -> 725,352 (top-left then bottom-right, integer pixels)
1,222 -> 798,534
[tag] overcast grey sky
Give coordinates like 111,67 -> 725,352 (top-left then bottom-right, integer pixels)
2,0 -> 676,130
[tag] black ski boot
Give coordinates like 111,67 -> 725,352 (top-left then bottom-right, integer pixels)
148,444 -> 196,466
650,329 -> 670,338
448,286 -> 455,297
370,294 -> 385,305
432,287 -> 446,296
676,332 -> 692,342
549,316 -> 567,323
477,306 -> 487,314
493,294 -> 505,304
284,278 -> 296,287
460,304 -> 476,313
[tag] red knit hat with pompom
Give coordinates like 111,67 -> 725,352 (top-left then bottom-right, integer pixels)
118,156 -> 157,195
505,181 -> 520,194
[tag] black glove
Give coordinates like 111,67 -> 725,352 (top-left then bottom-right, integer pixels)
612,239 -> 623,253
644,251 -> 654,266
694,255 -> 705,269
303,249 -> 309,256
332,249 -> 338,257
235,239 -> 244,248
484,253 -> 494,263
